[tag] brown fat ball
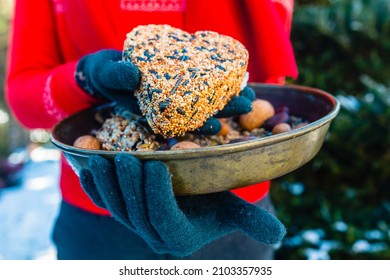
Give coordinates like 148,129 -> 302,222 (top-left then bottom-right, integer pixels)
239,99 -> 275,131
73,135 -> 102,150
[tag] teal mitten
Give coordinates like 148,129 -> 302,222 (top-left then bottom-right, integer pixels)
79,153 -> 285,257
75,49 -> 141,114
197,86 -> 255,135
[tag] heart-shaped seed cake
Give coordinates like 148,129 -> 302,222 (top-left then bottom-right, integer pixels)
123,24 -> 249,137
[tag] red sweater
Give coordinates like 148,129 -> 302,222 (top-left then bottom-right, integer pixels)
6,0 -> 297,216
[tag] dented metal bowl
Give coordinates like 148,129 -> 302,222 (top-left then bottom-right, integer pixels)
50,83 -> 340,195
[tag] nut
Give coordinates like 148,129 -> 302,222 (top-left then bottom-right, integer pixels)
217,119 -> 231,137
239,99 -> 275,131
73,135 -> 102,150
272,123 -> 292,134
170,141 -> 201,150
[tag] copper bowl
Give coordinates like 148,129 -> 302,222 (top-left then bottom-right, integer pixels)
50,83 -> 340,195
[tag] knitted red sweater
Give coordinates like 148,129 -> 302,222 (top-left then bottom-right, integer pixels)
6,0 -> 297,216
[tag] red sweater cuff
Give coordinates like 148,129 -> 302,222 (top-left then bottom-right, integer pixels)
50,61 -> 99,116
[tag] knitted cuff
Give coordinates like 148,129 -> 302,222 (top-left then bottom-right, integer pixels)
50,61 -> 101,116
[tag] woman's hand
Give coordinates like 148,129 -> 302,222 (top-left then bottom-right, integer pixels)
79,153 -> 285,257
75,49 -> 141,114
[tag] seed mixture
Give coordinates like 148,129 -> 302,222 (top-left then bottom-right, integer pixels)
95,112 -> 161,152
84,103 -> 308,152
123,24 -> 249,138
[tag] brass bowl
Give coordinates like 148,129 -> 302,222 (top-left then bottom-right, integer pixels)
50,83 -> 340,195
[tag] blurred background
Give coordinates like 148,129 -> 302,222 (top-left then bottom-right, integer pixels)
0,0 -> 389,260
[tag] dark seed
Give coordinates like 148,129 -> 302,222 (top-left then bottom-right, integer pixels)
216,65 -> 226,71
150,88 -> 163,94
145,84 -> 152,100
179,55 -> 190,61
166,55 -> 178,60
176,107 -> 186,115
192,95 -> 199,107
164,73 -> 171,80
184,91 -> 193,95
159,101 -> 170,112
136,56 -> 147,62
190,108 -> 198,118
168,35 -> 183,42
170,75 -> 183,95
149,69 -> 161,79
188,68 -> 199,72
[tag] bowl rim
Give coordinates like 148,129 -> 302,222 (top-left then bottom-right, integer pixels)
50,83 -> 340,160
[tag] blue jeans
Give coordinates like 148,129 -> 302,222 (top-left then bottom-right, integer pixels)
52,195 -> 276,260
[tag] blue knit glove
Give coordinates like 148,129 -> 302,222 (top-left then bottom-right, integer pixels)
75,49 -> 142,114
197,86 -> 255,135
79,153 -> 285,257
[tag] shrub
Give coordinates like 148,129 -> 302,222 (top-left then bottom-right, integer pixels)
273,0 -> 390,259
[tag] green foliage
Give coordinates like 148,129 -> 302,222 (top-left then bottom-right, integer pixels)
0,0 -> 10,105
273,0 -> 390,259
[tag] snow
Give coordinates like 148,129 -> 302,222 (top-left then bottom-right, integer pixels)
0,148 -> 61,260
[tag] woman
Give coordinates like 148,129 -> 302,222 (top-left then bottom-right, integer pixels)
6,0 -> 297,260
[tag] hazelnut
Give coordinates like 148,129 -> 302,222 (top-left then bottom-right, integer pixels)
218,119 -> 231,136
272,123 -> 292,134
239,99 -> 275,131
170,141 -> 201,150
73,135 -> 102,150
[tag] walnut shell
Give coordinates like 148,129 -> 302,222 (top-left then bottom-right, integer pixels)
73,135 -> 102,150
